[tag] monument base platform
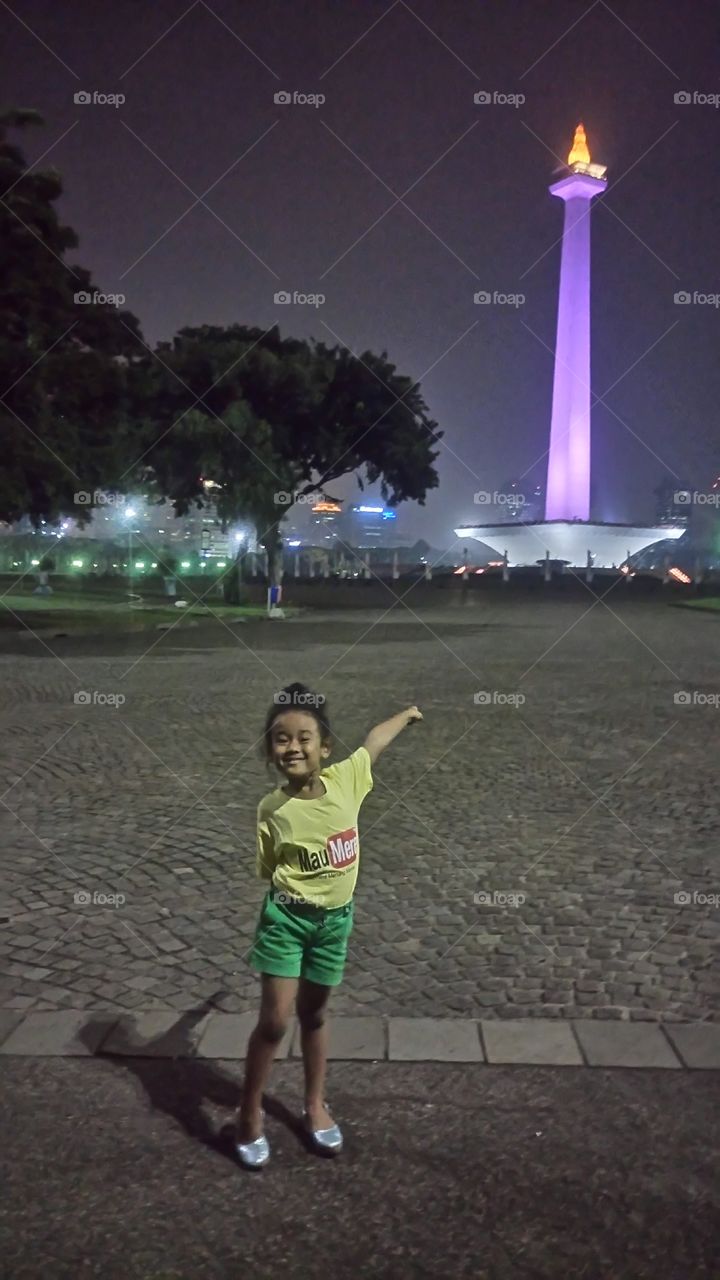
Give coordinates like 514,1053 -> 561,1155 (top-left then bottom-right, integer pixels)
454,520 -> 685,570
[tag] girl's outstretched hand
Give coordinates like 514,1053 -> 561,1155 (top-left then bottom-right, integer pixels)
365,706 -> 422,762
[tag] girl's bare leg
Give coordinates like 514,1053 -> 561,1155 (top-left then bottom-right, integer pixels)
237,975 -> 297,1141
296,978 -> 334,1129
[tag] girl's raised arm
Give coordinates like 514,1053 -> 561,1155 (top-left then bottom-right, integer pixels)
363,706 -> 422,765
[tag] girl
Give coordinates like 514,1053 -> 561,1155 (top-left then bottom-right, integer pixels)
236,682 -> 423,1168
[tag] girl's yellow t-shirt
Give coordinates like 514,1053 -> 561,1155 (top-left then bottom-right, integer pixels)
256,747 -> 373,908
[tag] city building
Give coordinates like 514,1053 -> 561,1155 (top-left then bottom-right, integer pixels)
338,503 -> 400,548
309,500 -> 342,543
654,476 -> 692,528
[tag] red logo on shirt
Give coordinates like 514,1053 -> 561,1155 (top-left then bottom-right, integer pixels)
326,827 -> 358,868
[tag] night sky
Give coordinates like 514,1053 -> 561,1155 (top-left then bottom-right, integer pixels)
4,0 -> 719,545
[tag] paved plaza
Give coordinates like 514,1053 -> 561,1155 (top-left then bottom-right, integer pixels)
0,595 -> 718,1025
2,1055 -> 719,1279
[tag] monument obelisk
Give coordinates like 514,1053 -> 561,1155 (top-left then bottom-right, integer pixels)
455,124 -> 685,566
544,124 -> 607,521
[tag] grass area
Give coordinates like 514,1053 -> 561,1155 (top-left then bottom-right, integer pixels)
0,590 -> 275,633
676,597 -> 720,613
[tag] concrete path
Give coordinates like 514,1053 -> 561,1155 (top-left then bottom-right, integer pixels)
1,1056 -> 718,1278
2,1007 -> 720,1068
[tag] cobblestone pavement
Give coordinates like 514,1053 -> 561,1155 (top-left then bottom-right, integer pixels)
0,597 -> 718,1022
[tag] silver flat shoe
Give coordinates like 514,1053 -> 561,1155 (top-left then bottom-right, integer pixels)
236,1109 -> 269,1169
304,1108 -> 343,1155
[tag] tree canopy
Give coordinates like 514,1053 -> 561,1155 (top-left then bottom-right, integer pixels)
130,324 -> 443,581
2,110 -> 442,579
0,109 -> 143,523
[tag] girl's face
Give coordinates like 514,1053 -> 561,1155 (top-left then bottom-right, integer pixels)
270,711 -> 330,784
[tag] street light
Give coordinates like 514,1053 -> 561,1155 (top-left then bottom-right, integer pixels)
124,506 -> 136,597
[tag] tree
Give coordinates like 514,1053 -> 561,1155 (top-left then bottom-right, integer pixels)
131,325 -> 442,586
0,109 -> 143,524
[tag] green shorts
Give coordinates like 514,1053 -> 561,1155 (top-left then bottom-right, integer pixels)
249,890 -> 354,987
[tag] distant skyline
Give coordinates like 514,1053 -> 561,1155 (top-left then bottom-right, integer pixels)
4,0 -> 719,547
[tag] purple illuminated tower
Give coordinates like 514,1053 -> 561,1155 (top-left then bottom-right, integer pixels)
456,125 -> 686,566
545,124 -> 607,521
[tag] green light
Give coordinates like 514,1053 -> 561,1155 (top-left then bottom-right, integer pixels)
151,562 -> 157,568
180,560 -> 190,569
72,559 -> 83,568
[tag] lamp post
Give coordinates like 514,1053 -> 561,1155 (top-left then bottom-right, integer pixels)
124,506 -> 136,599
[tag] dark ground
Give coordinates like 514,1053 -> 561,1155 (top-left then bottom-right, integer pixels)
1,1057 -> 718,1279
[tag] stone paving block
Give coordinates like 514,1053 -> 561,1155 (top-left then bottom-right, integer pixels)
573,1021 -> 682,1069
482,1019 -> 583,1066
388,1018 -> 483,1062
291,1016 -> 385,1060
0,1010 -> 115,1056
0,1011 -> 24,1047
664,1023 -> 720,1069
98,1011 -> 212,1057
197,1012 -> 293,1060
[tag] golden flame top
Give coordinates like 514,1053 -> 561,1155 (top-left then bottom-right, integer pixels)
568,123 -> 590,167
